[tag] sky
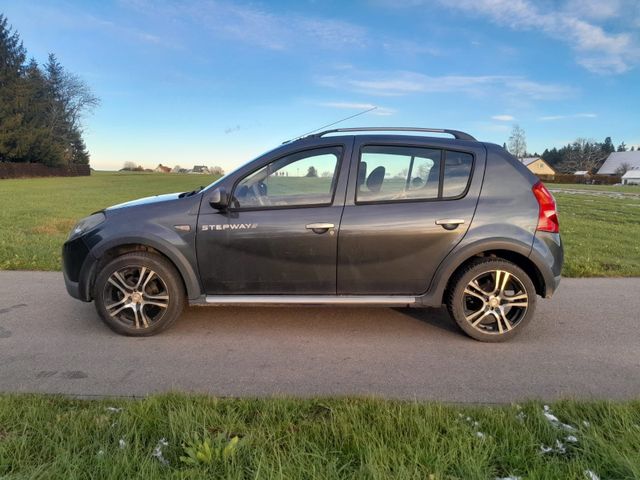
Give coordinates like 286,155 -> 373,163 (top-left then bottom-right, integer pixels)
3,0 -> 640,171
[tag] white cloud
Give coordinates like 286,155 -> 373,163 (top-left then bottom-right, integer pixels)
492,115 -> 515,121
539,113 -> 598,121
389,0 -> 640,74
317,68 -> 572,100
121,0 -> 368,51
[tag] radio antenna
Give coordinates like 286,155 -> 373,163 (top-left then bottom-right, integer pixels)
285,106 -> 378,143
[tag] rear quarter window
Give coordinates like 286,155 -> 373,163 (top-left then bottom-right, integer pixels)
442,151 -> 473,198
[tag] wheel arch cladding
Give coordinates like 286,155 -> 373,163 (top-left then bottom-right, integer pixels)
443,248 -> 546,303
90,237 -> 201,300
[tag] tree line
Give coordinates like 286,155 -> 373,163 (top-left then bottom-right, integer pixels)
0,14 -> 98,167
507,124 -> 634,175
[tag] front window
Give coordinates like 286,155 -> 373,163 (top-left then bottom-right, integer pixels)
231,147 -> 342,209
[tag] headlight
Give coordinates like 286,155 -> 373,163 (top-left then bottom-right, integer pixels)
68,212 -> 106,240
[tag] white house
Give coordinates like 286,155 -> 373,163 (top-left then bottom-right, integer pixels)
597,151 -> 640,175
574,170 -> 589,176
622,168 -> 640,185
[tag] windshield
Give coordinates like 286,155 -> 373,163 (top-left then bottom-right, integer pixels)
202,145 -> 282,192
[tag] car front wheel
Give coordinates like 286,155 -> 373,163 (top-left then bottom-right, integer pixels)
93,251 -> 185,336
446,258 -> 537,342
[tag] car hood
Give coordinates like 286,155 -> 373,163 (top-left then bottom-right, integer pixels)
106,192 -> 183,211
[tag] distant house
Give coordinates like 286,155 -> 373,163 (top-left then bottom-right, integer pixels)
154,164 -> 171,173
191,165 -> 210,174
597,151 -> 640,175
574,170 -> 590,176
520,157 -> 555,175
622,168 -> 640,185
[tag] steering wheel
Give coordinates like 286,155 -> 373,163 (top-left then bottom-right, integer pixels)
250,182 -> 270,206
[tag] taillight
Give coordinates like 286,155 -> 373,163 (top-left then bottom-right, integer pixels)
532,181 -> 559,233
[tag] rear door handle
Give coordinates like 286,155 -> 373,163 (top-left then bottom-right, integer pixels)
435,218 -> 465,230
306,223 -> 335,234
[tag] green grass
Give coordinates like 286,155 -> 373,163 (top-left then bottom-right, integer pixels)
1,173 -> 639,276
0,394 -> 638,479
556,192 -> 640,277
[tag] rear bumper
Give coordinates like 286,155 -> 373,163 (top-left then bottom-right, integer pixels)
531,231 -> 563,298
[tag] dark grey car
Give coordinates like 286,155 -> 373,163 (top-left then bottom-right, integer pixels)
62,128 -> 562,341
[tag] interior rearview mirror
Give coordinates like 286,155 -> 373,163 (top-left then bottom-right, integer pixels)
209,188 -> 228,210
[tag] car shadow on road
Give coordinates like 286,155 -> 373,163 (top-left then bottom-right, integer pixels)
393,307 -> 460,335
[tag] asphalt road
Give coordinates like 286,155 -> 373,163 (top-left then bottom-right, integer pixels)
1,271 -> 639,403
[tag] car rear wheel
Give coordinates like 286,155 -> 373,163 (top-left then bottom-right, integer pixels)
446,258 -> 536,342
93,252 -> 185,336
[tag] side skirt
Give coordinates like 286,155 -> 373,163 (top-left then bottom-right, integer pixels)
192,295 -> 418,307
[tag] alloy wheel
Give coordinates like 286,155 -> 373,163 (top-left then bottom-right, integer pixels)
102,265 -> 170,329
462,269 -> 529,335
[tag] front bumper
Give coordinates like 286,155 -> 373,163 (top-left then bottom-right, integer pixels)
62,236 -> 95,302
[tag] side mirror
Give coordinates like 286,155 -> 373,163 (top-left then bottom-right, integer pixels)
209,188 -> 228,210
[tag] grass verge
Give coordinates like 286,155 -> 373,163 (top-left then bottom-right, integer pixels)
1,173 -> 639,276
0,394 -> 640,480
0,394 -> 639,479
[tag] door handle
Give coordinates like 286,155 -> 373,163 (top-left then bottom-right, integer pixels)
306,223 -> 335,234
435,218 -> 465,230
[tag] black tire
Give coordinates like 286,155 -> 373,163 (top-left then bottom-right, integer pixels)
446,258 -> 537,342
93,251 -> 185,336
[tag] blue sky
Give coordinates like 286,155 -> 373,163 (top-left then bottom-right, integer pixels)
3,0 -> 640,171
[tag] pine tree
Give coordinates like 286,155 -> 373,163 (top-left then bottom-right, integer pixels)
0,14 -> 97,166
0,14 -> 27,162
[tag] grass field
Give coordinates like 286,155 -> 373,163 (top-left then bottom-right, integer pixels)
0,172 -> 639,276
0,394 -> 638,479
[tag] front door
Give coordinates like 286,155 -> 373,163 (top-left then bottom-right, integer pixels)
197,145 -> 349,294
338,138 -> 485,295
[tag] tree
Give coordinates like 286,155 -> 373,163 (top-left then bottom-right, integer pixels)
0,14 -> 98,167
306,166 -> 318,177
122,161 -> 137,170
559,138 -> 607,174
602,136 -> 615,154
617,142 -> 627,152
615,162 -> 632,176
44,53 -> 98,164
209,166 -> 225,176
0,14 -> 27,162
507,124 -> 527,159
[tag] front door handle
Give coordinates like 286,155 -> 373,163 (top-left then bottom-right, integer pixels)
306,223 -> 335,234
435,218 -> 465,230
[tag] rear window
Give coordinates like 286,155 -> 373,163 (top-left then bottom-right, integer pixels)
356,146 -> 473,203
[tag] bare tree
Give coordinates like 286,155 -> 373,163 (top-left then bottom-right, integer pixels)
615,162 -> 632,176
560,138 -> 607,173
122,161 -> 137,170
209,165 -> 225,176
508,124 -> 527,159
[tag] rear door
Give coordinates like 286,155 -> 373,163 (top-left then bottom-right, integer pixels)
337,136 -> 485,295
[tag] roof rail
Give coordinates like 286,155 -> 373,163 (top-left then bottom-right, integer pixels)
308,127 -> 477,142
